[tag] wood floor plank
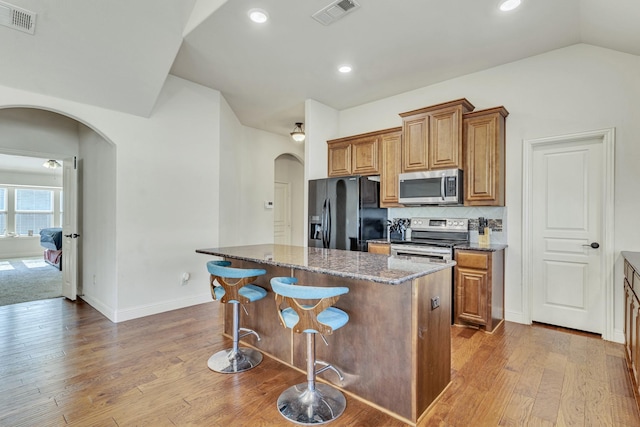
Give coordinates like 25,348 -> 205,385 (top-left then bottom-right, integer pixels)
1,298 -> 639,427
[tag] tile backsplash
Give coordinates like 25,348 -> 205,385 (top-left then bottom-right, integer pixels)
388,206 -> 507,244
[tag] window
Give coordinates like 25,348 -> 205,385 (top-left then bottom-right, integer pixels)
0,188 -> 6,235
15,189 -> 54,235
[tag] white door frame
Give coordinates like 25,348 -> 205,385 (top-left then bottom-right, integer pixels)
522,128 -> 615,341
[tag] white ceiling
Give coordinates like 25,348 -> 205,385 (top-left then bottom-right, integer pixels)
0,0 -> 638,140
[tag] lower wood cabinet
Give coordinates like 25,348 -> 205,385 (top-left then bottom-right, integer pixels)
623,255 -> 640,397
367,242 -> 390,255
454,249 -> 504,333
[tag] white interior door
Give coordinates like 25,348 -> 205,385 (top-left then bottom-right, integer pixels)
62,156 -> 78,300
531,138 -> 604,333
274,181 -> 291,245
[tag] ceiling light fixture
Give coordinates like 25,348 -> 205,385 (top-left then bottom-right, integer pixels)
248,8 -> 269,23
499,0 -> 521,11
43,159 -> 61,169
338,65 -> 352,73
290,123 -> 305,142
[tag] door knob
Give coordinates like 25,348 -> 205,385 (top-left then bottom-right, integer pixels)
582,242 -> 600,249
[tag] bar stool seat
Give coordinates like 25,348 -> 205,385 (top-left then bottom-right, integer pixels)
207,260 -> 267,373
271,276 -> 349,425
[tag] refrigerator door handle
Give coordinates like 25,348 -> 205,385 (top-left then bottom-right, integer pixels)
321,198 -> 327,248
327,201 -> 331,248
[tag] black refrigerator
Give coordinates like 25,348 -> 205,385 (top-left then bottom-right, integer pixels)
308,175 -> 387,252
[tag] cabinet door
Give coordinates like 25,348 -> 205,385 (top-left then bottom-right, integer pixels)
368,242 -> 390,255
352,136 -> 380,175
455,267 -> 488,326
429,107 -> 462,170
626,282 -> 634,361
328,143 -> 351,177
402,114 -> 429,172
463,108 -> 507,206
634,295 -> 640,386
380,130 -> 402,207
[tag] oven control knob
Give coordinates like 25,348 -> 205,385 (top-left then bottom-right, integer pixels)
447,221 -> 452,225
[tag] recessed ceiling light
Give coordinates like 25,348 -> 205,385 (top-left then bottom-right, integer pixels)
248,8 -> 269,23
499,0 -> 521,11
338,65 -> 352,73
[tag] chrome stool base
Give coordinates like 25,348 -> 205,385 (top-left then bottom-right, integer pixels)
207,347 -> 263,373
277,383 -> 346,425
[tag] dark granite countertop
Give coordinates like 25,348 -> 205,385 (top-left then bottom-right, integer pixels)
196,244 -> 454,285
454,243 -> 508,252
622,251 -> 640,273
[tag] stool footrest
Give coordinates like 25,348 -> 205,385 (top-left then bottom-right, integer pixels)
238,327 -> 261,341
315,360 -> 344,382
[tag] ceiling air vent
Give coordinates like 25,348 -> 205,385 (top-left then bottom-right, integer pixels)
0,1 -> 36,35
312,0 -> 360,26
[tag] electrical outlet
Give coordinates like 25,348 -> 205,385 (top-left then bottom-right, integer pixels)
431,296 -> 440,310
180,272 -> 190,286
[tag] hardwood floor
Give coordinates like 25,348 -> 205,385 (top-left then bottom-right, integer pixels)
1,298 -> 638,426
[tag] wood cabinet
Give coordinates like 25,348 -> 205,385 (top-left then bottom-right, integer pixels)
454,249 -> 504,333
327,131 -> 381,177
399,98 -> 474,172
379,128 -> 402,207
623,255 -> 640,396
463,106 -> 509,206
367,242 -> 390,255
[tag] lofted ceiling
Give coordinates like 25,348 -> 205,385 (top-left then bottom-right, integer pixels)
0,0 -> 638,140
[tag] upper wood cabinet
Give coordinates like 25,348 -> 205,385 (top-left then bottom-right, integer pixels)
399,98 -> 475,172
463,106 -> 509,206
380,128 -> 403,207
327,131 -> 381,177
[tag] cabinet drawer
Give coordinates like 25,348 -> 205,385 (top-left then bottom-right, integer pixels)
456,251 -> 489,270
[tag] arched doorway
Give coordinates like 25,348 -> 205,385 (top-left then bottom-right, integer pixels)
0,107 -> 116,309
274,154 -> 304,245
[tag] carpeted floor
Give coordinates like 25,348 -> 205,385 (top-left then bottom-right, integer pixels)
0,257 -> 63,306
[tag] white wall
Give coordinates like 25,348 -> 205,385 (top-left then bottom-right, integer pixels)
78,124 -> 117,314
0,76 -> 223,322
308,44 -> 640,338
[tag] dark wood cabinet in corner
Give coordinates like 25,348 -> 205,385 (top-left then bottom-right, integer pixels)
463,106 -> 509,206
454,249 -> 504,333
399,98 -> 475,172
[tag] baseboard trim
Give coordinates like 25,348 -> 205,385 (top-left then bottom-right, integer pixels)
113,293 -> 212,323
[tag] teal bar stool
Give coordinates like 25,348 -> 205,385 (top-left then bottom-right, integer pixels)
271,276 -> 349,425
207,260 -> 267,373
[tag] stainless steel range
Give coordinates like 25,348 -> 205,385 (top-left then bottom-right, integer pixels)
390,217 -> 469,261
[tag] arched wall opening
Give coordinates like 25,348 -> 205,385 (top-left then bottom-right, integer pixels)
274,153 -> 304,246
0,107 -> 117,314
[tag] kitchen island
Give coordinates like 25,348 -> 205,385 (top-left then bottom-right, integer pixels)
196,244 -> 454,425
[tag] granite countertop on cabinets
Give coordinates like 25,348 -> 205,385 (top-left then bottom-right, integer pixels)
196,244 -> 454,285
454,243 -> 508,252
622,251 -> 640,272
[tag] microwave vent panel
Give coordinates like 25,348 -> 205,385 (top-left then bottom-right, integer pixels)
312,0 -> 360,26
0,1 -> 36,34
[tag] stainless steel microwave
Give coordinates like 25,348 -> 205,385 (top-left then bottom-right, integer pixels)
398,169 -> 463,205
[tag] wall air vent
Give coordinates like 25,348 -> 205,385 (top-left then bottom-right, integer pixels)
0,1 -> 36,35
312,0 -> 360,26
